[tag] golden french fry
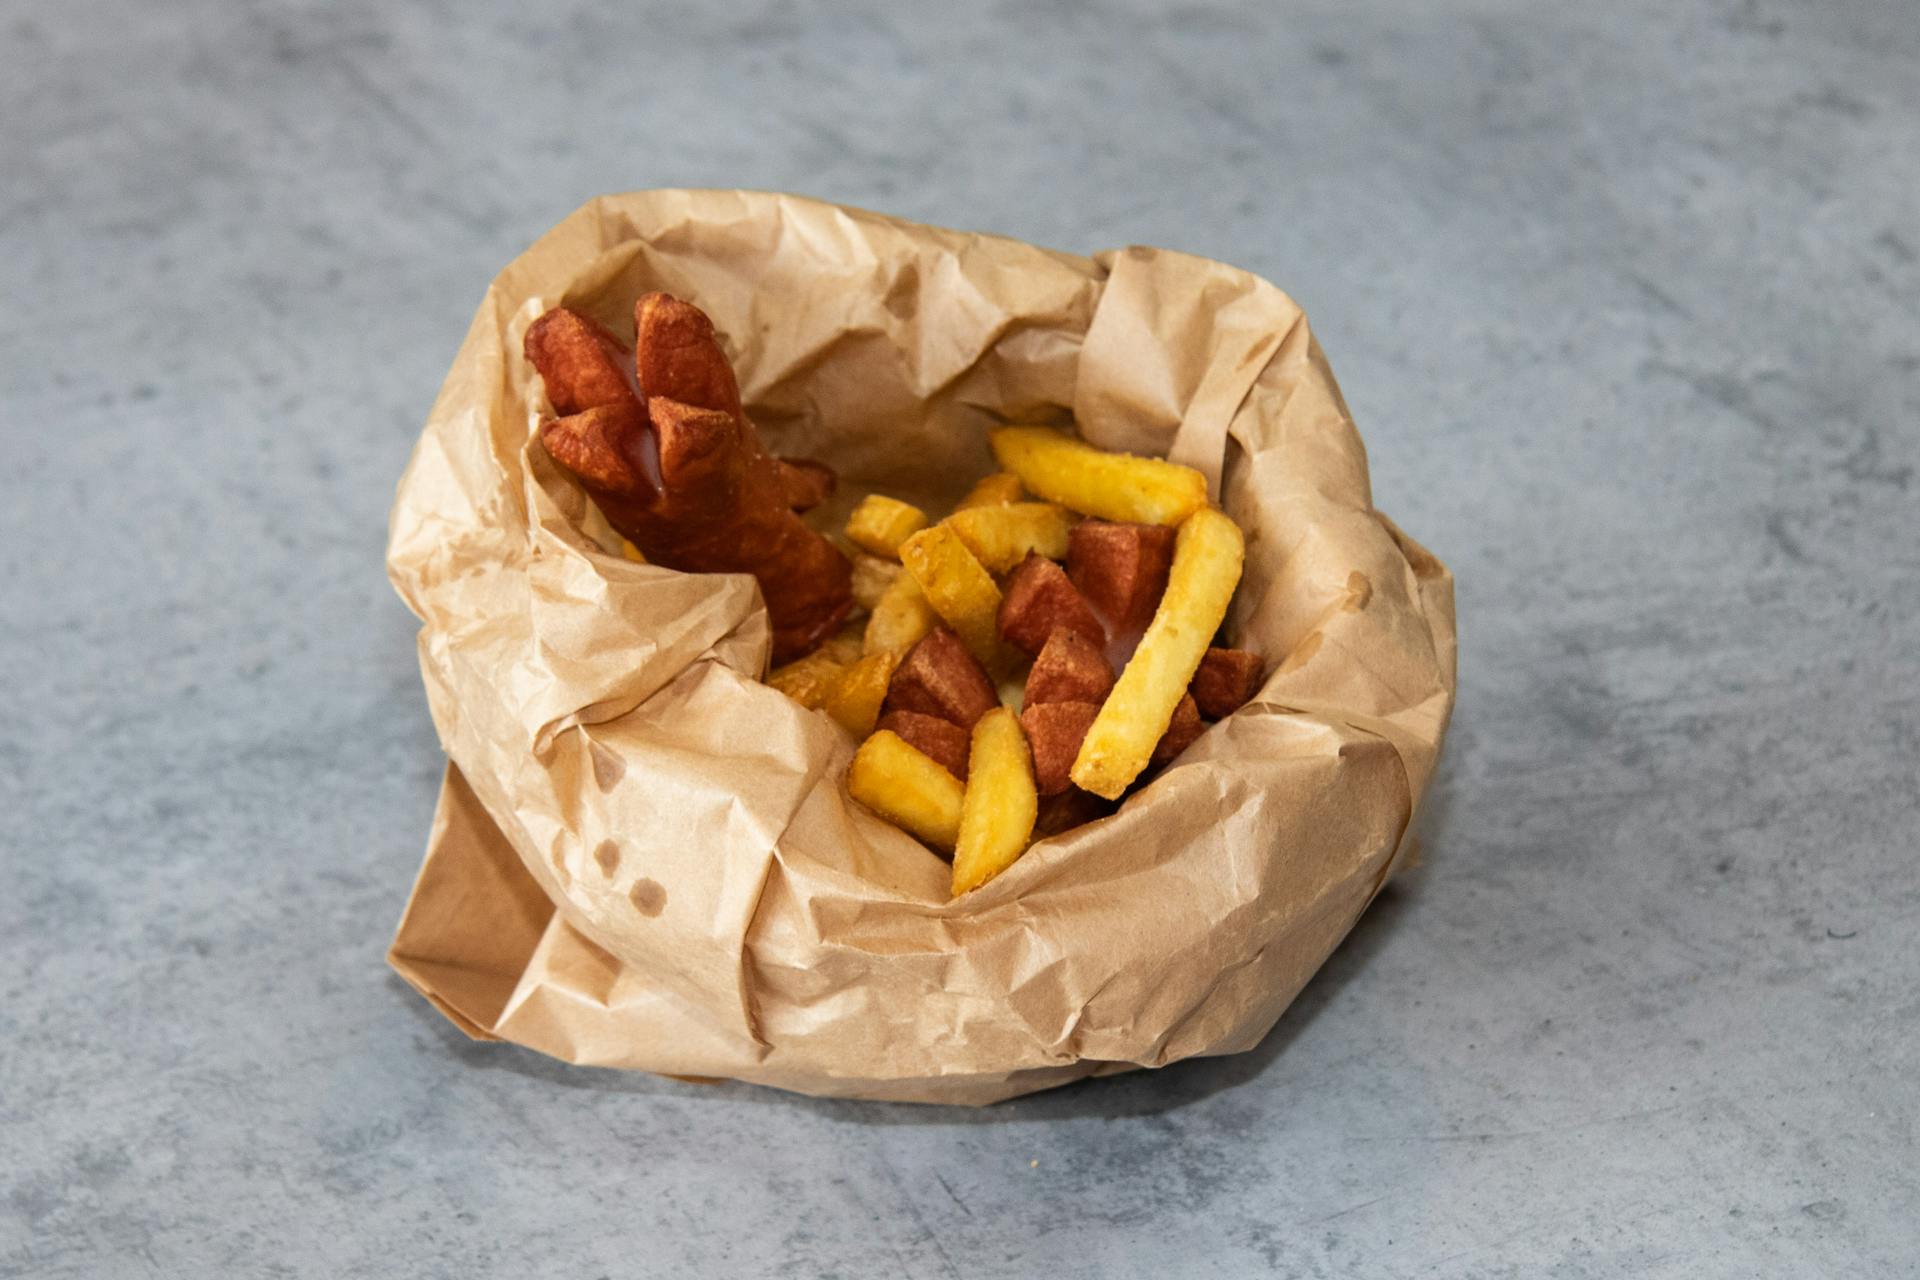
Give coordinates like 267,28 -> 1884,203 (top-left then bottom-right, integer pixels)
898,525 -> 1003,669
954,471 -> 1024,509
989,427 -> 1207,527
849,730 -> 965,851
951,708 -> 1038,896
817,624 -> 867,666
824,650 -> 898,738
943,502 -> 1077,573
864,570 -> 938,656
844,494 -> 930,559
850,552 -> 902,612
768,652 -> 850,709
1071,507 -> 1245,798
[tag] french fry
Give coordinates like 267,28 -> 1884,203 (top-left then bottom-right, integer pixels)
1071,507 -> 1245,798
768,652 -> 850,709
954,471 -> 1024,509
864,571 -> 938,656
850,552 -> 902,612
951,708 -> 1038,896
845,494 -> 930,559
824,650 -> 899,738
818,624 -> 867,666
943,502 -> 1076,573
849,730 -> 965,852
989,427 -> 1207,527
898,524 -> 1003,669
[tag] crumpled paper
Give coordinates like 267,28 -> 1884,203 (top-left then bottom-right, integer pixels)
386,190 -> 1456,1105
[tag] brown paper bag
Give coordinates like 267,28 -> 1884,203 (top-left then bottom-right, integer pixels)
386,190 -> 1456,1105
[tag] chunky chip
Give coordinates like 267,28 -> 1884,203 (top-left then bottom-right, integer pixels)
818,624 -> 867,666
951,708 -> 1039,895
989,426 -> 1208,526
1071,507 -> 1245,798
1190,647 -> 1263,718
996,554 -> 1106,658
849,552 -> 902,612
1151,692 -> 1205,764
876,710 -> 970,780
845,494 -> 930,559
1067,520 -> 1175,637
943,502 -> 1077,573
954,471 -> 1024,510
767,651 -> 850,709
883,627 -> 1000,729
864,570 -> 938,656
848,731 -> 965,852
1020,700 -> 1100,796
824,650 -> 899,738
898,524 -> 1003,668
1022,629 -> 1114,709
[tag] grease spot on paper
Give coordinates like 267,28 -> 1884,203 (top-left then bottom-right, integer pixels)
629,878 -> 667,917
589,740 -> 625,792
593,839 -> 621,877
1279,630 -> 1322,673
1343,571 -> 1372,611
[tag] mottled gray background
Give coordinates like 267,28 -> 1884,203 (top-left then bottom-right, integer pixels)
4,0 -> 1916,1276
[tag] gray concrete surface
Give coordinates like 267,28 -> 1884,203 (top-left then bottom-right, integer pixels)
4,1 -> 1916,1275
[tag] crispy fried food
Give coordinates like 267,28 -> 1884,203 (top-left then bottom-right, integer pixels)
997,554 -> 1107,658
1071,507 -> 1245,798
817,624 -> 867,666
849,730 -> 965,852
775,458 -> 836,512
1190,647 -> 1263,718
989,427 -> 1208,527
768,650 -> 851,709
883,627 -> 999,729
1022,629 -> 1115,709
845,494 -> 931,559
864,570 -> 938,656
535,294 -> 852,663
898,525 -> 1003,669
633,292 -> 742,416
954,471 -> 1024,509
943,502 -> 1076,573
951,708 -> 1038,896
523,307 -> 640,414
1019,700 -> 1099,796
1151,692 -> 1205,764
1067,520 -> 1175,638
849,553 -> 902,611
1034,787 -> 1116,838
824,650 -> 899,738
876,710 -> 970,780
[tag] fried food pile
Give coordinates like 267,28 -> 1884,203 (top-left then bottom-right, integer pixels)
526,295 -> 852,662
787,431 -> 1264,897
530,294 -> 1264,898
